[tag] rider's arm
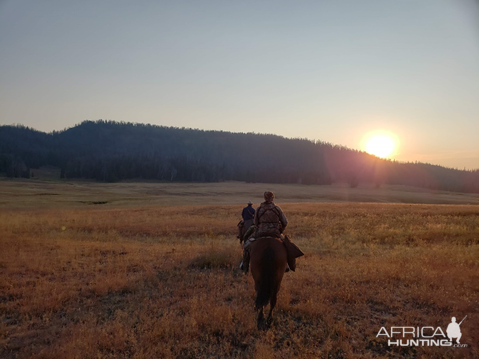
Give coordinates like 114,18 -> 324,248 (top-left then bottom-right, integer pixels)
254,207 -> 260,226
277,206 -> 288,232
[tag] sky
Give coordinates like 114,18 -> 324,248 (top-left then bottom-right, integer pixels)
1,0 -> 478,170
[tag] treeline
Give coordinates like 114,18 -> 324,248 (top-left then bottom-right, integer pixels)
0,120 -> 478,193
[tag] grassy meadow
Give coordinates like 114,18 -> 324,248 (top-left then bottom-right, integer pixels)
0,179 -> 478,358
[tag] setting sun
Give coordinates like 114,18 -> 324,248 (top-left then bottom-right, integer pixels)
361,131 -> 398,158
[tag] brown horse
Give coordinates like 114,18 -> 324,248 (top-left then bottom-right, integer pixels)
239,219 -> 254,242
250,237 -> 288,329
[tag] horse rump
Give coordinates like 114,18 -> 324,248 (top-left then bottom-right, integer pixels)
251,237 -> 287,310
254,246 -> 275,310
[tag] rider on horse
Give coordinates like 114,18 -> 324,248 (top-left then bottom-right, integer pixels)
240,191 -> 303,273
237,201 -> 255,240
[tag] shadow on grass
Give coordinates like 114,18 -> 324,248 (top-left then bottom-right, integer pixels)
188,250 -> 236,270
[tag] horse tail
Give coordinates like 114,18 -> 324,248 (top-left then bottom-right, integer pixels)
255,246 -> 275,310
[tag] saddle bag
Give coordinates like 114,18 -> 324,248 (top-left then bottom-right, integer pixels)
282,235 -> 304,272
282,235 -> 304,258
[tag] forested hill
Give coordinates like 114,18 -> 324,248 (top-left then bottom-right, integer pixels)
1,120 -> 478,193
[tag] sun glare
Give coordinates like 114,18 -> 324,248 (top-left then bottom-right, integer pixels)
361,131 -> 398,159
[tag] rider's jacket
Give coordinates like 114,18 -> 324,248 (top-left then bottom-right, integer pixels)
242,205 -> 256,221
254,201 -> 288,238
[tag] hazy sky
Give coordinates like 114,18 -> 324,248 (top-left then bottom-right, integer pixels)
1,0 -> 478,170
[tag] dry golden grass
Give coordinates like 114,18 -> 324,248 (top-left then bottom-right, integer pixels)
1,178 -> 478,209
0,180 -> 478,358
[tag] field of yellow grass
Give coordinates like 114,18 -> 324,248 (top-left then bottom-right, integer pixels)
1,179 -> 478,209
0,179 -> 478,358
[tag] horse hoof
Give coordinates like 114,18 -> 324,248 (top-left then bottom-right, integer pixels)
257,320 -> 268,331
257,321 -> 272,330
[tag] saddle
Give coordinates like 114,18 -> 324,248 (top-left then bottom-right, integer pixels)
243,234 -> 304,271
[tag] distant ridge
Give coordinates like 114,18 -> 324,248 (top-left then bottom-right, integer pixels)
0,120 -> 478,193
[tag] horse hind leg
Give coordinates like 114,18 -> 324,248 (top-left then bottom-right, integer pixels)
266,286 -> 280,327
265,307 -> 274,328
257,307 -> 266,330
266,307 -> 274,328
